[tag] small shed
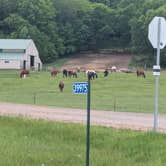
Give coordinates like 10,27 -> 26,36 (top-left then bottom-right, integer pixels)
0,39 -> 42,71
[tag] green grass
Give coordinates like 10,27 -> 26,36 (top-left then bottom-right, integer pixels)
0,116 -> 166,166
0,70 -> 166,113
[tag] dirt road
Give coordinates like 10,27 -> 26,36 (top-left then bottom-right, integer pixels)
0,102 -> 166,133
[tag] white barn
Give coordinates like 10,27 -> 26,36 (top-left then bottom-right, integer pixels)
0,39 -> 42,70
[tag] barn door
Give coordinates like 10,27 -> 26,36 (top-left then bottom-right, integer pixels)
30,55 -> 35,68
23,60 -> 26,70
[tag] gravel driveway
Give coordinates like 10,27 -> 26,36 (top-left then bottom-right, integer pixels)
0,102 -> 166,133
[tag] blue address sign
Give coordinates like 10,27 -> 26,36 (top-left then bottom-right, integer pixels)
73,82 -> 88,94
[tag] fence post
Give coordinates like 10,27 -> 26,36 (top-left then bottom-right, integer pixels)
114,96 -> 116,112
34,93 -> 36,104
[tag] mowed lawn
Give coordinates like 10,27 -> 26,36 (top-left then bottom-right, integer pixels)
0,116 -> 166,166
0,70 -> 166,113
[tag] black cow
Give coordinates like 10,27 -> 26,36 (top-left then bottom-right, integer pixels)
86,70 -> 98,80
104,69 -> 109,77
63,69 -> 68,77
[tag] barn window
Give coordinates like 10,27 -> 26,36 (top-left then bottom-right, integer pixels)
3,49 -> 25,53
4,60 -> 10,63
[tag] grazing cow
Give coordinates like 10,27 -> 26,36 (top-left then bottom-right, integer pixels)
76,67 -> 81,72
111,66 -> 117,72
104,69 -> 109,77
20,70 -> 30,78
136,69 -> 146,78
59,81 -> 64,92
50,69 -> 58,77
63,69 -> 68,77
68,70 -> 77,78
80,67 -> 86,72
119,68 -> 134,73
86,70 -> 98,80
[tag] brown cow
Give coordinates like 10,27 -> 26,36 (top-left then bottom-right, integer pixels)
68,70 -> 77,78
51,69 -> 59,77
59,81 -> 64,92
20,70 -> 30,78
136,69 -> 146,78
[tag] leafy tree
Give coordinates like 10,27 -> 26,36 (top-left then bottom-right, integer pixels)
1,0 -> 166,66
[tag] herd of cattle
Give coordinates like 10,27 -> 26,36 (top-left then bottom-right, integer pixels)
19,66 -> 146,92
52,67 -> 145,79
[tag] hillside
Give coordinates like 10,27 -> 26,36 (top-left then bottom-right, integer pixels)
61,53 -> 132,71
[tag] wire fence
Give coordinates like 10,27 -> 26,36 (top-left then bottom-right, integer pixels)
0,91 -> 165,114
0,70 -> 164,113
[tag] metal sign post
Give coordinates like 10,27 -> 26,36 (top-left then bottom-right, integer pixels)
86,79 -> 91,166
148,16 -> 166,132
153,18 -> 161,132
72,81 -> 91,166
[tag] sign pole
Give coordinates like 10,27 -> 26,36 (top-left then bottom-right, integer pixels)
72,81 -> 91,165
153,18 -> 161,132
86,78 -> 91,166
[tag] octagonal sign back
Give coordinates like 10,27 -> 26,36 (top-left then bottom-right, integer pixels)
148,16 -> 166,49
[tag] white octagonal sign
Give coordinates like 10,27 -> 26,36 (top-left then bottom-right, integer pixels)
148,16 -> 166,49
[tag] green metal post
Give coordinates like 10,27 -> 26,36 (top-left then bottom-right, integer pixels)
34,93 -> 36,104
86,79 -> 91,166
114,96 -> 116,112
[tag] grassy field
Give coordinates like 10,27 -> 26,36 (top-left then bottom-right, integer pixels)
0,116 -> 166,166
0,70 -> 166,113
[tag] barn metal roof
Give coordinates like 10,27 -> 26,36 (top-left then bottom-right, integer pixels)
0,53 -> 24,60
0,39 -> 32,49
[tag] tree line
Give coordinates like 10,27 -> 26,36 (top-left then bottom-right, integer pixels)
0,0 -> 166,66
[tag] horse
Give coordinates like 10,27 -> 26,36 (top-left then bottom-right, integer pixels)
63,69 -> 68,77
50,69 -> 58,77
136,69 -> 146,78
68,70 -> 77,78
20,70 -> 30,78
86,70 -> 98,80
76,67 -> 81,72
111,66 -> 117,72
104,69 -> 109,77
59,81 -> 64,92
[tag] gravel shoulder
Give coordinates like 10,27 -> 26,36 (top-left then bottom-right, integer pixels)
0,102 -> 166,133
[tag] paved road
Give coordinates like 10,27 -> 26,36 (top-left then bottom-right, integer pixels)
0,102 -> 166,132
